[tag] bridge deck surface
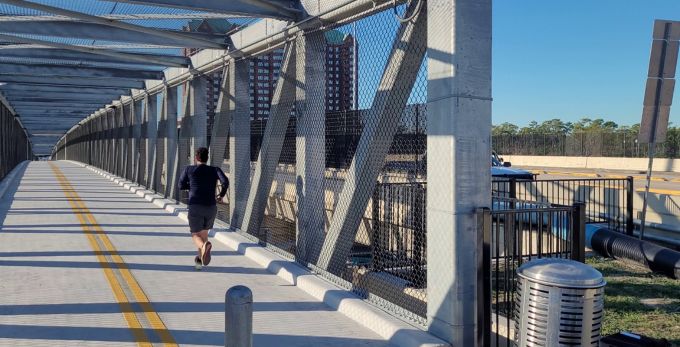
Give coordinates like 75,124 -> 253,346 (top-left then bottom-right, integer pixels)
0,161 -> 389,347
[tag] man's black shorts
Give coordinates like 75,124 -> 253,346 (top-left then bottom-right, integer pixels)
188,204 -> 217,233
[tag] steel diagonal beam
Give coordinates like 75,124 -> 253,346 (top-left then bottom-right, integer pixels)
0,75 -> 144,89
100,0 -> 302,20
0,21 -> 227,48
0,61 -> 163,80
0,33 -> 188,68
0,48 -> 189,68
316,4 -> 427,272
240,41 -> 297,239
0,0 -> 228,50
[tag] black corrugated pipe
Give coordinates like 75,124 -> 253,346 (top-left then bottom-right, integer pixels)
587,224 -> 680,279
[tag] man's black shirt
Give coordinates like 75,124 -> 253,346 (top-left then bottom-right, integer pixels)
178,164 -> 229,206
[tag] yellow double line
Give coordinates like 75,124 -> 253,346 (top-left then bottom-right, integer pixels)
49,163 -> 177,347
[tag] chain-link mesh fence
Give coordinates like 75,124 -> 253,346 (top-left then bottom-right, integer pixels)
53,0 -> 466,331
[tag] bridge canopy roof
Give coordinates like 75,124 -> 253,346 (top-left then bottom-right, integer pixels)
0,0 -> 301,156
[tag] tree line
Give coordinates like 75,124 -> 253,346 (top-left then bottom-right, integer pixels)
492,118 -> 680,158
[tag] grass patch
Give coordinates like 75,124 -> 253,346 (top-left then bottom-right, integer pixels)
587,256 -> 680,345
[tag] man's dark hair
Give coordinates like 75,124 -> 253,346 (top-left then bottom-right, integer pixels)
196,147 -> 209,163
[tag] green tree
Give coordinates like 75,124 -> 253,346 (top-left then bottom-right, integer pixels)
492,122 -> 519,136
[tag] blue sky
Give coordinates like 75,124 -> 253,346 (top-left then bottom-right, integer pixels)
340,1 -> 679,127
493,0 -> 680,126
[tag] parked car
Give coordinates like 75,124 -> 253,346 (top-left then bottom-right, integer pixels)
491,151 -> 534,180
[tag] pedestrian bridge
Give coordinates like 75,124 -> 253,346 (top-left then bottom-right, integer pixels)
0,0 -> 492,346
0,161 -> 447,346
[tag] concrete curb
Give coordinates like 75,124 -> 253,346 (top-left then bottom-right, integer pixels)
67,161 -> 448,347
0,160 -> 29,200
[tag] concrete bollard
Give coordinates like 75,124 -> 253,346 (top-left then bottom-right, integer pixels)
225,285 -> 253,347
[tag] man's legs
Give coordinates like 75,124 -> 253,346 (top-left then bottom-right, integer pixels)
192,229 -> 209,257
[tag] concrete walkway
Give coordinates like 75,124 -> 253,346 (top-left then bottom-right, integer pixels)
0,161 -> 390,347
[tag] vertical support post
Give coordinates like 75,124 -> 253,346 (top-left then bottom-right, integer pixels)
118,105 -> 128,177
225,285 -> 253,347
132,99 -> 143,183
509,177 -> 517,209
190,76 -> 208,156
295,30 -> 327,262
476,207 -> 491,347
228,60 -> 251,229
426,0 -> 492,345
240,42 -> 297,235
626,176 -> 634,236
107,109 -> 116,174
571,202 -> 586,262
146,94 -> 159,190
163,86 -> 178,198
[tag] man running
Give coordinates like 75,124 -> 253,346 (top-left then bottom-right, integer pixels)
178,147 -> 229,270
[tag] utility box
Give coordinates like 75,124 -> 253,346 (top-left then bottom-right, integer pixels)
514,258 -> 606,346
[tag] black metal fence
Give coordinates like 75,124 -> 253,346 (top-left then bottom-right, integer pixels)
481,202 -> 585,346
492,177 -> 634,235
493,132 -> 680,158
371,182 -> 426,288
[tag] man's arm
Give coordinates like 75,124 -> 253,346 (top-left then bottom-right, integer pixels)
216,167 -> 229,198
178,167 -> 190,190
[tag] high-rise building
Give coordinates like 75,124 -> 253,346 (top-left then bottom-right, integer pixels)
183,20 -> 358,139
182,19 -> 237,142
249,31 -> 357,119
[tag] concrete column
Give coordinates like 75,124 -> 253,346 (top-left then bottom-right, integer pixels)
240,42 -> 297,235
426,0 -> 492,345
190,76 -> 208,156
132,99 -> 143,183
145,94 -> 159,190
227,60 -> 251,229
316,5 -> 427,272
163,86 -> 178,198
295,31 -> 327,263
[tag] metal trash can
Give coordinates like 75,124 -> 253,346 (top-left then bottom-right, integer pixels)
514,258 -> 606,347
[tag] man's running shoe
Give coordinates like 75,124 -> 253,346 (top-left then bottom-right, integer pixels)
194,256 -> 203,270
201,241 -> 212,266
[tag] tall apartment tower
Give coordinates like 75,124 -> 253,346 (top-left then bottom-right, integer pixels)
182,19 -> 237,142
249,30 -> 357,119
183,20 -> 358,131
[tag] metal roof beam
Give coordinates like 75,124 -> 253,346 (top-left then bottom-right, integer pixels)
0,21 -> 228,48
4,91 -> 124,99
0,33 -> 188,67
0,75 -> 144,89
8,96 -> 117,103
0,48 -> 189,67
0,62 -> 163,80
100,0 -> 302,20
0,84 -> 130,95
0,0 -> 228,49
0,13 -> 247,22
13,103 -> 103,108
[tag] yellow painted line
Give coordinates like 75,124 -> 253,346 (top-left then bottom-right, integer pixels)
49,163 -> 177,346
635,187 -> 680,196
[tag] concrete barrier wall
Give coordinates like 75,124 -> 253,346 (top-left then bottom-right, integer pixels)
503,155 -> 680,173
